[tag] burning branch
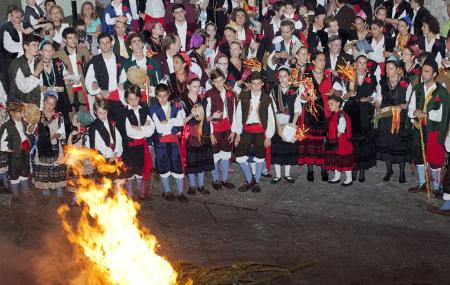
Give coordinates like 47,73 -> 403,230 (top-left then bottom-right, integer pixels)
243,58 -> 262,72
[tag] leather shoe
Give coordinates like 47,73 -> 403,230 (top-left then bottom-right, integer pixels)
271,177 -> 281,184
252,183 -> 261,193
284,176 -> 295,183
238,183 -> 251,192
187,187 -> 197,195
212,181 -> 223,190
222,181 -> 235,189
328,179 -> 340,184
262,171 -> 272,178
408,184 -> 426,193
383,170 -> 393,181
341,181 -> 353,187
162,192 -> 175,201
177,193 -> 189,202
198,187 -> 210,195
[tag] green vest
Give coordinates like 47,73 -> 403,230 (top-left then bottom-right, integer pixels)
0,119 -> 32,158
239,90 -> 272,130
414,82 -> 450,144
8,55 -> 41,106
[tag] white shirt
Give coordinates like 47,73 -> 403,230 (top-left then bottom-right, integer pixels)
146,0 -> 165,18
175,20 -> 188,51
53,23 -> 70,44
232,91 -> 276,138
16,57 -> 40,94
3,26 -> 24,57
105,2 -> 132,25
166,51 -> 175,73
408,82 -> 442,122
411,9 -> 418,34
85,53 -> 127,104
128,0 -> 139,20
133,54 -> 147,69
391,4 -> 407,19
27,5 -> 41,26
370,37 -> 385,63
94,119 -> 123,159
152,103 -> 184,135
125,105 -> 155,139
270,18 -> 281,36
330,53 -> 338,70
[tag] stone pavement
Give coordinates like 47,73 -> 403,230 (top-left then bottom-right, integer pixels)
0,163 -> 449,284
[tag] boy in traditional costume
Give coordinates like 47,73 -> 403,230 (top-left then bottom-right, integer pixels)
205,69 -> 236,190
120,85 -> 155,200
150,83 -> 187,202
0,102 -> 34,199
408,58 -> 450,197
232,72 -> 276,193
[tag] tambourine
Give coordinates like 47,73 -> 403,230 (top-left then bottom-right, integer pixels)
23,103 -> 41,125
191,104 -> 204,121
280,124 -> 297,143
126,66 -> 148,86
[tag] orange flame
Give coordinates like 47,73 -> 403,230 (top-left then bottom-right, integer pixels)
58,146 -> 178,285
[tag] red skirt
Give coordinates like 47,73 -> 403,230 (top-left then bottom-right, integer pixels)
297,134 -> 327,165
426,131 -> 445,169
324,134 -> 354,171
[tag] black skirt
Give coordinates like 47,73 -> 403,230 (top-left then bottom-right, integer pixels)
271,134 -> 299,165
186,136 -> 215,174
352,129 -> 377,170
376,117 -> 410,163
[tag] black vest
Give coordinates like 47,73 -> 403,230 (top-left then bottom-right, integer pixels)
270,86 -> 297,123
89,54 -> 125,90
89,119 -> 117,150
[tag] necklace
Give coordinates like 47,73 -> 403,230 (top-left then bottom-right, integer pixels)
175,75 -> 186,94
43,59 -> 56,87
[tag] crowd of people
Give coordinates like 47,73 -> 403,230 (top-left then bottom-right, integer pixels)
0,0 -> 449,215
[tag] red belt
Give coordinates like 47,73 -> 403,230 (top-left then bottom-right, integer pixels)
21,140 -> 30,152
160,134 -> 179,143
128,138 -> 152,181
107,89 -> 120,101
72,85 -> 83,92
212,118 -> 231,133
140,90 -> 149,104
243,123 -> 265,134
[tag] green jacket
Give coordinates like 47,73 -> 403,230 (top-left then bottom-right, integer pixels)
413,82 -> 450,144
8,55 -> 41,106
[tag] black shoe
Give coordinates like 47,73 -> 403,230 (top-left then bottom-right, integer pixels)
284,176 -> 295,183
432,189 -> 443,199
341,181 -> 353,187
238,182 -> 251,192
212,181 -> 223,190
252,183 -> 261,193
307,171 -> 314,182
383,170 -> 393,181
358,171 -> 365,182
198,186 -> 210,195
222,181 -> 235,189
162,192 -> 175,201
399,172 -> 406,184
321,170 -> 329,182
352,170 -> 357,181
177,193 -> 189,202
271,177 -> 281,184
262,171 -> 272,178
328,179 -> 340,184
187,187 -> 197,195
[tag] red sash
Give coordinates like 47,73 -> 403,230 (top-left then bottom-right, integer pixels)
107,89 -> 120,101
180,124 -> 189,169
212,118 -> 231,133
140,90 -> 149,104
21,140 -> 30,152
243,123 -> 265,134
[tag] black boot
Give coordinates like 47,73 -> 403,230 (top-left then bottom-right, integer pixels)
321,168 -> 328,182
383,161 -> 393,181
358,170 -> 365,182
307,165 -> 314,182
399,163 -> 406,183
352,170 -> 357,181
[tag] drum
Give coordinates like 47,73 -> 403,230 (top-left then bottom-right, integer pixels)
378,106 -> 394,118
23,103 -> 41,125
191,104 -> 204,121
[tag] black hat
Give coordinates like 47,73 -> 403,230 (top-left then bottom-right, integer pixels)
423,56 -> 438,73
314,5 -> 326,17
